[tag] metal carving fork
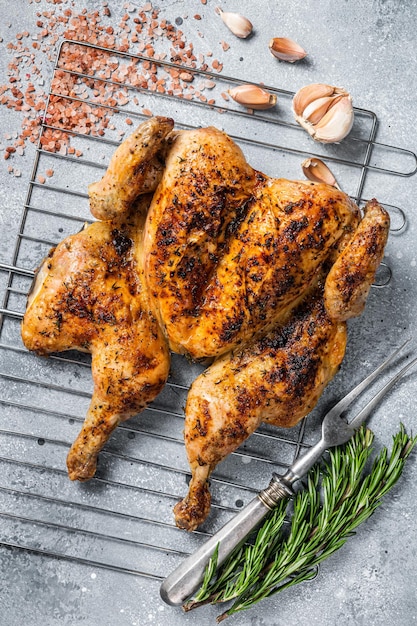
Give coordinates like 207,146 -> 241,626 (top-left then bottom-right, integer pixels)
160,339 -> 417,606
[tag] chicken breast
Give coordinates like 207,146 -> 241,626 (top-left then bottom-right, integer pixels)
143,126 -> 361,360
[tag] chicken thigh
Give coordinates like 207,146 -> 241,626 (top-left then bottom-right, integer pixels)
21,196 -> 170,480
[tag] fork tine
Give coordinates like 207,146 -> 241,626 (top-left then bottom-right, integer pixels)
325,338 -> 412,420
348,354 -> 417,430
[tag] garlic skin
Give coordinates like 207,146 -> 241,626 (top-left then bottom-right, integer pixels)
269,37 -> 307,63
228,84 -> 277,109
301,157 -> 340,188
215,7 -> 253,38
293,83 -> 354,143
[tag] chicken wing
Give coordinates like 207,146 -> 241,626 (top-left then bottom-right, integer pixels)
324,198 -> 390,320
88,116 -> 174,221
21,196 -> 170,480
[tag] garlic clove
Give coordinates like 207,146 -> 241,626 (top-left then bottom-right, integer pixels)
313,95 -> 354,143
269,37 -> 307,63
215,7 -> 253,38
292,83 -> 334,117
302,95 -> 340,125
228,84 -> 277,109
301,157 -> 340,188
293,83 -> 354,143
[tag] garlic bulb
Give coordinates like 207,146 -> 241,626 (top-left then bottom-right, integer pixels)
228,84 -> 277,109
293,83 -> 354,143
301,157 -> 340,188
215,7 -> 253,38
269,37 -> 307,63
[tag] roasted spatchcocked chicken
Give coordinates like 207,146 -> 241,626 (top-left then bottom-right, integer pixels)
21,116 -> 389,530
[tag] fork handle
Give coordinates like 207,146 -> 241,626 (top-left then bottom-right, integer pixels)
160,475 -> 293,606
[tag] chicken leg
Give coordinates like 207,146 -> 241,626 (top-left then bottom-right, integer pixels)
174,280 -> 347,530
21,196 -> 170,480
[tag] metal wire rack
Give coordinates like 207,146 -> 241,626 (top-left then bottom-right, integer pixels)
0,40 -> 416,582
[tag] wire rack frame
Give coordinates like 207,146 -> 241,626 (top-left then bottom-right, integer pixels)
0,39 -> 415,580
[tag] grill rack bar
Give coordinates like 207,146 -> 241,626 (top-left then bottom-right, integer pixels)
0,343 -> 309,452
53,40 -> 417,178
0,39 -> 412,580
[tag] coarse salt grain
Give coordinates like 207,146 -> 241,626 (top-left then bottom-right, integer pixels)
1,0 -> 226,167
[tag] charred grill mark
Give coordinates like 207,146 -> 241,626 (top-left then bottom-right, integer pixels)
131,160 -> 147,179
189,209 -> 216,233
111,229 -> 133,257
305,231 -> 326,250
338,268 -> 366,303
282,216 -> 309,242
263,316 -> 332,400
176,254 -> 208,305
177,255 -> 196,279
188,399 -> 211,442
258,325 -> 294,353
284,349 -> 320,399
273,270 -> 296,297
195,418 -> 208,437
257,290 -> 327,355
283,201 -> 297,214
156,227 -> 178,249
283,198 -> 313,215
60,271 -> 96,321
95,307 -> 117,325
220,312 -> 245,343
224,200 -> 251,239
235,385 -> 270,418
365,224 -> 385,257
218,415 -> 248,445
133,351 -> 157,373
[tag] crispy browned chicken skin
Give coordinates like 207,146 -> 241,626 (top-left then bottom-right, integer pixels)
21,118 -> 389,526
89,116 -> 174,221
174,279 -> 347,530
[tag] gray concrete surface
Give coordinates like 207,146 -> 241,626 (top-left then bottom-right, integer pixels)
0,1 -> 416,625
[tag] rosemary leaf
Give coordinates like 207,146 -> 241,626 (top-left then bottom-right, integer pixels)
183,425 -> 416,621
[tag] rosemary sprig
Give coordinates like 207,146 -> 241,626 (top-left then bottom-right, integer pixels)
183,425 -> 416,622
